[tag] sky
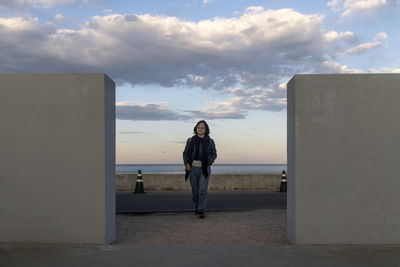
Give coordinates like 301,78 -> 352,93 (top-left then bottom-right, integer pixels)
1,0 -> 399,164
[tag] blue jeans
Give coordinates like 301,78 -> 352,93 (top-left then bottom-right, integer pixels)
189,166 -> 210,212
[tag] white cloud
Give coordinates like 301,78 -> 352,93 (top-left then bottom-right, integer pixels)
373,32 -> 387,41
203,86 -> 287,114
327,0 -> 343,12
238,88 -> 284,111
343,32 -> 387,55
0,6 -> 394,120
0,8 -> 327,90
327,0 -> 389,17
324,30 -> 357,43
345,41 -> 383,54
245,6 -> 266,13
319,61 -> 363,73
52,13 -> 65,24
0,16 -> 38,30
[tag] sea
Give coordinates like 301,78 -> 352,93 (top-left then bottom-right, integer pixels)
116,164 -> 287,174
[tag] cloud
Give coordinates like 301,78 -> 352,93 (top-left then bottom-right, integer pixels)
219,86 -> 287,112
0,0 -> 75,9
0,7 -> 327,90
116,101 -> 248,121
324,30 -> 357,43
345,41 -> 383,54
202,0 -> 213,6
116,102 -> 189,121
0,0 -> 24,9
373,32 -> 387,41
327,0 -> 343,12
0,6 -> 394,120
245,6 -> 266,13
177,85 -> 288,120
318,61 -> 363,73
327,0 -> 389,17
344,33 -> 387,55
184,109 -> 247,120
52,13 -> 65,24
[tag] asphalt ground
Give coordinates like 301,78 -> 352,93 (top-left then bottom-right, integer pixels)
116,190 -> 286,213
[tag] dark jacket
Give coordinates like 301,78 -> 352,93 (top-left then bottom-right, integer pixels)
182,136 -> 217,166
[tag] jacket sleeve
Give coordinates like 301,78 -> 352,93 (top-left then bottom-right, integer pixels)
182,138 -> 191,165
208,138 -> 217,165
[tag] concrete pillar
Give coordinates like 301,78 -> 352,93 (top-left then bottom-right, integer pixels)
0,73 -> 115,244
287,74 -> 400,244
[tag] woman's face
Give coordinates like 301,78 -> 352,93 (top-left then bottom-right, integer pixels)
196,122 -> 206,136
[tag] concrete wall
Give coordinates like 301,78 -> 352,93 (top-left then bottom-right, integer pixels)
116,174 -> 282,191
287,74 -> 400,244
0,73 -> 115,244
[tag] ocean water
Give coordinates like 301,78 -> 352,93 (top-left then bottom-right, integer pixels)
116,164 -> 287,174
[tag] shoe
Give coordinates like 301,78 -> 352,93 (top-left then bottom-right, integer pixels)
195,210 -> 200,215
198,211 -> 205,219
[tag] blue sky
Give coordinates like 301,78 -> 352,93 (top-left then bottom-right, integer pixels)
1,0 -> 399,164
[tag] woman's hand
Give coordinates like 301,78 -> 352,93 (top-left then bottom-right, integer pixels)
185,163 -> 191,171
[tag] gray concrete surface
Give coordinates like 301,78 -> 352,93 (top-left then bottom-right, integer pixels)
117,173 -> 282,191
1,191 -> 399,266
1,212 -> 400,267
287,74 -> 400,244
0,73 -> 116,244
4,244 -> 399,267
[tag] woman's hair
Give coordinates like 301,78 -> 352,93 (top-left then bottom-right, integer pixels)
193,120 -> 210,136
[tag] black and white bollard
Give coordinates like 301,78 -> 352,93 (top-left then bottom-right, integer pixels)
279,170 -> 287,193
134,170 -> 145,194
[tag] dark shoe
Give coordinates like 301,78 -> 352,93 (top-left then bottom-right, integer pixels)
198,211 -> 205,219
195,210 -> 200,215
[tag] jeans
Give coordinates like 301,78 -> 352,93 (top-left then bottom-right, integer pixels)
189,166 -> 210,212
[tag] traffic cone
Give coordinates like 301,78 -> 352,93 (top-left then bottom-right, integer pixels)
279,170 -> 287,192
134,170 -> 145,194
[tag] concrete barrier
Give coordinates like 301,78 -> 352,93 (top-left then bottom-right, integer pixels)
0,73 -> 115,245
287,74 -> 400,244
116,174 -> 281,191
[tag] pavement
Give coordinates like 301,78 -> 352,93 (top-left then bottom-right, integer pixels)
1,191 -> 400,266
2,243 -> 400,267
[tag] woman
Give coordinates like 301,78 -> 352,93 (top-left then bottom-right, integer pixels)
183,120 -> 217,218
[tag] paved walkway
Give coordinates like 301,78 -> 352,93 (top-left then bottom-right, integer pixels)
2,240 -> 400,266
1,191 -> 400,266
116,209 -> 287,245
